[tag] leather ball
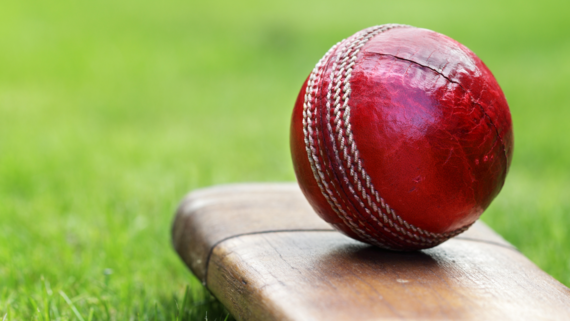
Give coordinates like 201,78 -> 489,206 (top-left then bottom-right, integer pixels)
290,24 -> 513,250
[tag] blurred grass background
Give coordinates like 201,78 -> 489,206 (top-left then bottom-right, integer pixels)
1,0 -> 569,319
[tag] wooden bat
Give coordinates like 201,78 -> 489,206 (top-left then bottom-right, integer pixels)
172,183 -> 570,321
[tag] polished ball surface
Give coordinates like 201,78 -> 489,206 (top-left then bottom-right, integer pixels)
290,24 -> 513,250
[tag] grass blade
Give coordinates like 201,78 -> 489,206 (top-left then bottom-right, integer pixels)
42,277 -> 52,321
87,308 -> 94,321
43,297 -> 51,321
29,297 -> 40,314
154,302 -> 160,321
51,301 -> 61,320
59,291 -> 85,321
96,294 -> 111,321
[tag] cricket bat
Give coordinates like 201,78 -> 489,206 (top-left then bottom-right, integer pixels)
172,183 -> 570,321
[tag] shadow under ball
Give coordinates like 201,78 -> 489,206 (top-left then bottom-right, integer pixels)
290,24 -> 514,251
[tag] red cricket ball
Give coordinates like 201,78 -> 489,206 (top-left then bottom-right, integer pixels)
290,24 -> 513,250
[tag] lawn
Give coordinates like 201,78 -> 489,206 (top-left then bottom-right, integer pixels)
1,0 -> 569,319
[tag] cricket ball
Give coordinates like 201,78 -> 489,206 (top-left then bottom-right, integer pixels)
290,24 -> 513,250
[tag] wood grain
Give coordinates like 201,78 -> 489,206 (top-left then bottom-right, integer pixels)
172,183 -> 570,321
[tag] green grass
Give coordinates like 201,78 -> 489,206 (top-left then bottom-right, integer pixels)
1,0 -> 569,319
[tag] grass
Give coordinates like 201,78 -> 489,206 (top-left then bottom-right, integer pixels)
1,0 -> 569,319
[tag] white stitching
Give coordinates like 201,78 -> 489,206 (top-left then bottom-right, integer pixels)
302,41 -> 390,248
324,39 -> 393,248
325,27 -> 411,248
